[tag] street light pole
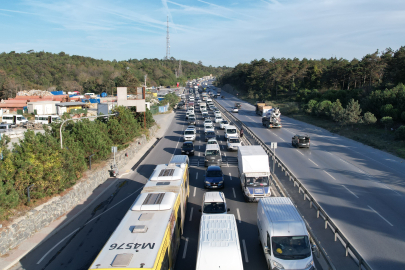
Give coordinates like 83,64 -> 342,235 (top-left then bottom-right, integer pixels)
59,113 -> 117,149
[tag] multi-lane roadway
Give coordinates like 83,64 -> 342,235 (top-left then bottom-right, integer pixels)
215,90 -> 405,270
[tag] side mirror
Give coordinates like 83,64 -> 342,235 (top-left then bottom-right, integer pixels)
264,246 -> 270,254
227,208 -> 230,212
311,244 -> 317,253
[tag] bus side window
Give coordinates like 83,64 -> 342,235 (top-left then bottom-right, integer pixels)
161,249 -> 169,270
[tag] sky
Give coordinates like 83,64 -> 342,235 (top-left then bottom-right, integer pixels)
0,0 -> 404,67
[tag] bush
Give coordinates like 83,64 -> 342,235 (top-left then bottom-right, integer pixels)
401,111 -> 405,121
381,116 -> 394,130
330,99 -> 345,122
363,112 -> 377,124
281,102 -> 299,115
395,126 -> 405,140
315,100 -> 332,117
305,99 -> 318,114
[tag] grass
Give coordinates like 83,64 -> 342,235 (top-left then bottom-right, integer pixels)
237,93 -> 405,159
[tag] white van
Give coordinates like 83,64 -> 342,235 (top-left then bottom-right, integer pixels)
2,114 -> 28,126
225,125 -> 238,139
258,197 -> 314,270
204,144 -> 222,167
34,115 -> 61,125
196,214 -> 243,270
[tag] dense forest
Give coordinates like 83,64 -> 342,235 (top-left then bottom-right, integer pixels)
217,46 -> 405,132
0,51 -> 231,99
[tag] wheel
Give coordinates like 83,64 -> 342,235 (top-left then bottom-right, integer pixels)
292,142 -> 295,147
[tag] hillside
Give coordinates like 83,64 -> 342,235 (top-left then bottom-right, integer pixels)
0,51 -> 232,98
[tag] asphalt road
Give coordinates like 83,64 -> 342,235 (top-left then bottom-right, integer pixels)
14,95 -> 272,270
215,90 -> 405,270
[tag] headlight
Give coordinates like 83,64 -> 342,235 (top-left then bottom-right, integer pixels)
205,181 -> 210,184
305,260 -> 314,269
272,260 -> 284,269
219,181 -> 223,184
245,187 -> 250,194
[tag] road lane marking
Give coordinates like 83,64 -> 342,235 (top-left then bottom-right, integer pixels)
232,188 -> 236,198
242,239 -> 249,263
189,207 -> 194,221
198,152 -> 200,156
224,152 -> 226,157
182,237 -> 189,258
193,187 -> 196,197
229,172 -> 232,180
199,145 -> 200,149
196,172 -> 198,179
37,185 -> 144,264
198,161 -> 200,167
324,171 -> 336,181
342,185 -> 359,198
308,158 -> 318,167
236,208 -> 241,223
367,205 -> 393,226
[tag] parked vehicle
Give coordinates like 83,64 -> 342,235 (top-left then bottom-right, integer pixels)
238,145 -> 271,202
204,165 -> 224,189
196,214 -> 243,270
200,192 -> 229,215
227,137 -> 242,151
258,197 -> 315,270
220,120 -> 230,130
2,114 -> 28,127
292,134 -> 310,148
0,123 -> 13,133
225,125 -> 238,139
184,128 -> 196,141
181,141 -> 195,156
204,144 -> 222,167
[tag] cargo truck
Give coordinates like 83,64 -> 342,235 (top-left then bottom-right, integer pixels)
237,145 -> 271,202
257,197 -> 315,270
256,104 -> 272,116
255,102 -> 266,115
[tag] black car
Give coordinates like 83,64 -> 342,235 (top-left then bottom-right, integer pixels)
205,131 -> 216,141
181,141 -> 195,156
188,117 -> 196,125
292,134 -> 310,148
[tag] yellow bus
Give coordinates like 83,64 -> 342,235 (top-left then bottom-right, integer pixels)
89,163 -> 189,270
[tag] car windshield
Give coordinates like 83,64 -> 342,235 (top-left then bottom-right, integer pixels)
227,129 -> 237,134
189,117 -> 195,121
206,126 -> 213,129
207,132 -> 215,136
229,138 -> 240,143
185,131 -> 195,135
272,236 -> 311,260
208,140 -> 218,144
203,202 -> 225,214
206,170 -> 222,177
221,121 -> 228,125
206,150 -> 219,156
183,143 -> 193,148
246,176 -> 269,187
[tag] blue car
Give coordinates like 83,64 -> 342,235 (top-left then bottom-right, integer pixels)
204,166 -> 224,189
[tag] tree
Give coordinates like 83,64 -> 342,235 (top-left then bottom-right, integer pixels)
381,116 -> 394,131
363,112 -> 377,124
343,99 -> 362,127
330,99 -> 345,122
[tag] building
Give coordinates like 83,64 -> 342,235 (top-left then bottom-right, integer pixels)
117,87 -> 146,112
27,101 -> 60,115
55,102 -> 86,115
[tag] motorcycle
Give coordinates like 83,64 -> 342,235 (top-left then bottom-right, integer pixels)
110,164 -> 119,177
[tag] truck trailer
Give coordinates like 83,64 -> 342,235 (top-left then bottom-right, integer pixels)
237,145 -> 271,202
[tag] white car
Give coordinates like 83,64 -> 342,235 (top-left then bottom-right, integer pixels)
215,116 -> 223,123
214,111 -> 222,118
200,192 -> 229,215
220,120 -> 230,129
202,111 -> 209,118
227,137 -> 242,151
187,125 -> 196,132
232,107 -> 239,113
204,119 -> 213,126
184,128 -> 196,141
204,125 -> 215,133
207,138 -> 219,146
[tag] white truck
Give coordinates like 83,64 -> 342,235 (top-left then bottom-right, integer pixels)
237,145 -> 271,202
257,197 -> 315,270
196,214 -> 244,270
262,108 -> 282,128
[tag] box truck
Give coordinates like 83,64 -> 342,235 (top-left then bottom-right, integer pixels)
237,145 -> 271,202
257,197 -> 315,270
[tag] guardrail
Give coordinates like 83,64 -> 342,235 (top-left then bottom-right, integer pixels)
213,99 -> 372,270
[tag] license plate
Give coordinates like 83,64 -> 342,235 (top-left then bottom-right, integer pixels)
186,152 -> 189,154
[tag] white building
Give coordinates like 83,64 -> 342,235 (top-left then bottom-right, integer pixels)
27,101 -> 60,115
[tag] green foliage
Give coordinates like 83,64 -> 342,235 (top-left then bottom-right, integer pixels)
315,100 -> 332,117
305,100 -> 318,114
363,112 -> 377,124
330,99 -> 345,122
381,116 -> 394,129
402,111 -> 405,121
394,126 -> 405,140
343,99 -> 362,126
161,93 -> 180,110
145,108 -> 155,128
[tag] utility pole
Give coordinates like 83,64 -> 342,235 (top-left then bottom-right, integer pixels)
178,60 -> 182,77
144,74 -> 147,88
165,16 -> 170,60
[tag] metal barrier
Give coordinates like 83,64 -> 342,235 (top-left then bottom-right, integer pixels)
214,99 -> 372,270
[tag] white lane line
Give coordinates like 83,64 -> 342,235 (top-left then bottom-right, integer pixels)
224,152 -> 227,157
232,188 -> 236,198
324,171 -> 336,181
193,187 -> 196,197
199,145 -> 200,149
171,136 -> 182,159
198,152 -> 200,156
229,172 -> 232,180
342,185 -> 359,198
242,239 -> 249,263
308,158 -> 318,167
37,185 -> 144,264
182,237 -> 189,259
189,207 -> 194,221
236,208 -> 241,223
196,172 -> 198,179
198,161 -> 200,167
367,205 -> 393,226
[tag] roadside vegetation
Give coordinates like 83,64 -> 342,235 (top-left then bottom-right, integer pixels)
217,46 -> 405,158
0,106 -> 155,221
0,51 -> 231,99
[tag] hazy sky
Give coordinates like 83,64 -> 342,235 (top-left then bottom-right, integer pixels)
1,0 -> 404,67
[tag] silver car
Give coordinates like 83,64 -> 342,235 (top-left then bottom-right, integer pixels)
227,137 -> 242,151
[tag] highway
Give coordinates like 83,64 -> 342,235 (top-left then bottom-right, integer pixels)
215,90 -> 405,270
14,93 -> 274,270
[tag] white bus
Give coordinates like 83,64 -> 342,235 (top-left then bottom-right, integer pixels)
1,114 -> 28,126
34,115 -> 61,125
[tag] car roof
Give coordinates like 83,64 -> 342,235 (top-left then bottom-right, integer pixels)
204,192 -> 225,203
207,165 -> 221,171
